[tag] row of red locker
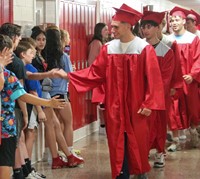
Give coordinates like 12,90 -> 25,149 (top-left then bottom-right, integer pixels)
0,0 -> 113,130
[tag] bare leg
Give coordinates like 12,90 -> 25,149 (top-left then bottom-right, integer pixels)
0,166 -> 11,179
54,102 -> 73,146
52,109 -> 71,156
43,107 -> 59,158
25,128 -> 37,159
14,131 -> 28,169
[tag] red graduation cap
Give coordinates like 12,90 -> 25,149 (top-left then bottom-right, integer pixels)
112,4 -> 143,26
170,6 -> 191,19
141,11 -> 166,25
187,10 -> 200,25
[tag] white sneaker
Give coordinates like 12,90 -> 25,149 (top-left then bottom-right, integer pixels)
25,172 -> 35,179
167,143 -> 181,152
179,135 -> 187,140
31,168 -> 46,178
26,170 -> 44,179
153,152 -> 165,168
58,150 -> 66,158
179,130 -> 187,140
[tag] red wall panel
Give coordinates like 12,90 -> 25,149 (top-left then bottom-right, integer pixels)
59,0 -> 97,130
0,0 -> 13,25
100,8 -> 114,32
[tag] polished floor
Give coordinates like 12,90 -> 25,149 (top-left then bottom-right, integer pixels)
34,130 -> 200,179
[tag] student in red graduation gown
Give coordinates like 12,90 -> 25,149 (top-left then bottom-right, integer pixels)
169,6 -> 200,149
141,11 -> 175,168
186,10 -> 200,38
57,4 -> 165,179
156,14 -> 184,151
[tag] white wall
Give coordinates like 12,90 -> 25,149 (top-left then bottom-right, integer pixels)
14,0 -> 36,37
36,0 -> 58,25
100,0 -> 179,12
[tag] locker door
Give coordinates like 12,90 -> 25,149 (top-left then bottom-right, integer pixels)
59,0 -> 97,130
0,0 -> 13,25
100,7 -> 114,32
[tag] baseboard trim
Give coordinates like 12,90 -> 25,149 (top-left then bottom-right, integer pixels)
73,120 -> 100,142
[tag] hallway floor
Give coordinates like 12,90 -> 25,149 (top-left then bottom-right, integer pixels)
34,131 -> 200,179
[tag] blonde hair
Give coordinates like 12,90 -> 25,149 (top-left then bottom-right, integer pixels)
60,29 -> 70,48
46,25 -> 60,31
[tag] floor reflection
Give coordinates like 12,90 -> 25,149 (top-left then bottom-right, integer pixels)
34,131 -> 200,179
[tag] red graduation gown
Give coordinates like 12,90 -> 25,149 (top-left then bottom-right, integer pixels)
69,37 -> 165,178
161,34 -> 185,130
149,41 -> 175,152
169,31 -> 200,128
161,34 -> 183,90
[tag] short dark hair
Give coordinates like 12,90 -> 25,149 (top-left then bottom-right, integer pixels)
0,34 -> 13,52
186,18 -> 195,23
31,26 -> 46,40
0,23 -> 22,40
140,20 -> 159,28
15,40 -> 33,58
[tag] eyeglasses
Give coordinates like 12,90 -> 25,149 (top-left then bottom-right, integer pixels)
140,24 -> 153,30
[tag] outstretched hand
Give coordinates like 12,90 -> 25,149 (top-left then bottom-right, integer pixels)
137,108 -> 152,117
0,47 -> 13,67
50,95 -> 67,109
53,69 -> 68,79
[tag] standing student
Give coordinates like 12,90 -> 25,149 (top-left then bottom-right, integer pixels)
57,4 -> 165,179
15,39 -> 47,179
60,29 -> 81,155
0,34 -> 66,179
87,23 -> 109,128
156,16 -> 184,147
88,23 -> 109,65
29,26 -> 84,168
0,22 -> 32,179
169,6 -> 200,149
186,10 -> 200,37
0,47 -> 13,88
140,11 -> 175,168
0,38 -> 13,146
45,26 -> 84,164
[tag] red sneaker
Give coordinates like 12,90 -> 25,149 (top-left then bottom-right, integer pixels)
67,154 -> 84,167
52,156 -> 68,169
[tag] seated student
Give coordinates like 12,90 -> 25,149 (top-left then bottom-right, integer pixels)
0,34 -> 66,179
